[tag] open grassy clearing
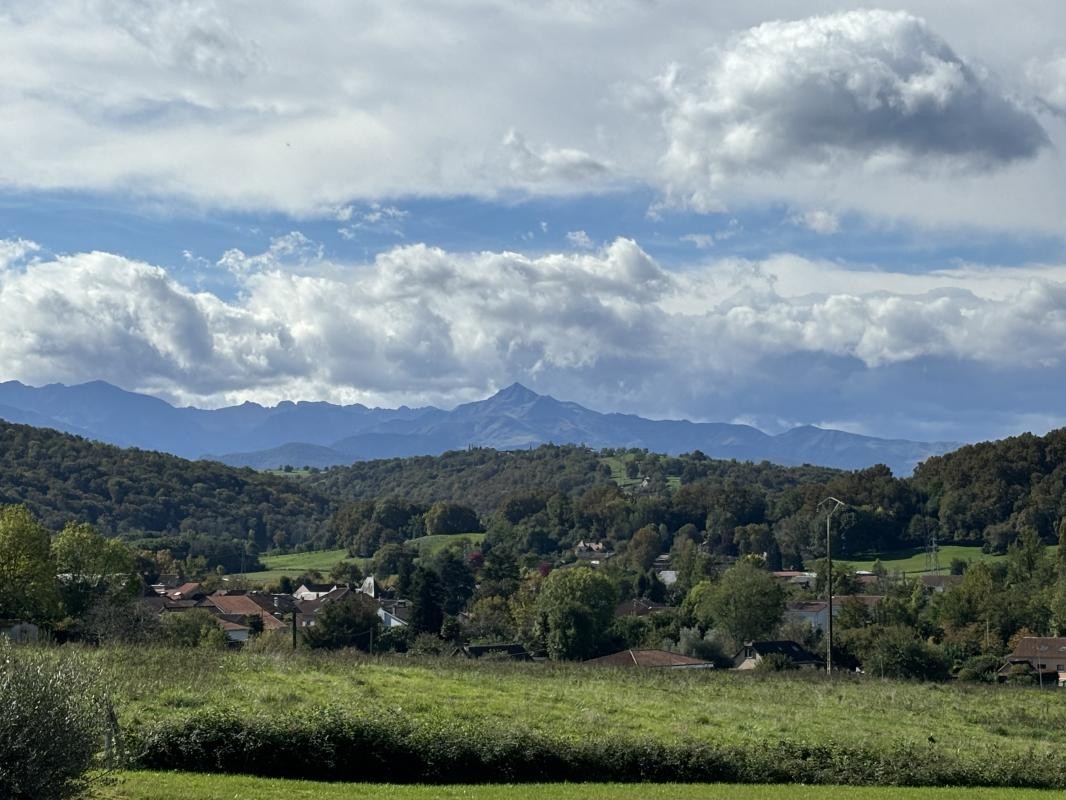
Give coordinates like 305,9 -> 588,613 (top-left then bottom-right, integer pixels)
244,548 -> 370,585
407,533 -> 486,558
99,772 -> 1064,800
263,467 -> 315,478
847,545 -> 1054,575
600,456 -> 680,490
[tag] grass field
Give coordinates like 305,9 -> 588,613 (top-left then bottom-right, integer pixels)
407,532 -> 486,558
600,456 -> 680,491
243,548 -> 369,585
99,772 -> 1066,800
847,545 -> 1055,575
90,648 -> 1066,763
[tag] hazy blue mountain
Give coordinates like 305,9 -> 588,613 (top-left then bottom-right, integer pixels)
0,379 -> 959,475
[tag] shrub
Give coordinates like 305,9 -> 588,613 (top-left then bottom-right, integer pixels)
0,642 -> 106,799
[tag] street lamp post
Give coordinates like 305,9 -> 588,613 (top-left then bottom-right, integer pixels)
818,496 -> 845,676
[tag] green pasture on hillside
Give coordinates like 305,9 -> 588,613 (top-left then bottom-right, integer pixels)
243,548 -> 369,585
600,455 -> 680,490
100,772 -> 1065,800
407,532 -> 486,558
847,544 -> 1055,575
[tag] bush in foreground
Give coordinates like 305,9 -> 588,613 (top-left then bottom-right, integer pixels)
0,642 -> 106,799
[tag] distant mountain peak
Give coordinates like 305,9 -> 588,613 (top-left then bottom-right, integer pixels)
0,378 -> 960,475
492,382 -> 540,402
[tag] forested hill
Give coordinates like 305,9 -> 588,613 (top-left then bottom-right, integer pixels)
913,428 -> 1066,549
302,446 -> 614,514
299,445 -> 845,515
8,411 -> 1066,566
0,420 -> 331,548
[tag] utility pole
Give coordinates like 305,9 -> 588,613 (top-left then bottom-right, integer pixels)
818,496 -> 846,676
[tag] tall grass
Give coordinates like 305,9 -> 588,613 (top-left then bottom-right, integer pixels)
73,646 -> 1066,787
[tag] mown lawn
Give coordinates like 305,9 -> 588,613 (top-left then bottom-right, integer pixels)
99,772 -> 1066,800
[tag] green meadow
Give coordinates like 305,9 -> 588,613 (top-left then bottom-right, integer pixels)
99,772 -> 1066,800
847,544 -> 1055,575
77,647 -> 1066,788
243,548 -> 369,585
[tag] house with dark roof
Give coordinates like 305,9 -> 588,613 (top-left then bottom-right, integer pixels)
164,582 -> 205,601
733,640 -> 822,670
584,649 -> 714,669
999,637 -> 1066,687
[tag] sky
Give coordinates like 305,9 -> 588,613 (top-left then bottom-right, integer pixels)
3,1 -> 1066,444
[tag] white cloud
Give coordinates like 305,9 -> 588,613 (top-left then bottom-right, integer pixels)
336,203 -> 407,239
0,2 -> 1065,235
501,129 -> 610,185
4,235 -> 1066,442
681,234 -> 715,250
0,238 -> 40,268
566,230 -> 594,249
681,219 -> 740,248
656,9 -> 1048,211
789,210 -> 840,235
1027,52 -> 1066,115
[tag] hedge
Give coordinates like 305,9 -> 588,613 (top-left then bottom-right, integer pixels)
127,706 -> 1066,788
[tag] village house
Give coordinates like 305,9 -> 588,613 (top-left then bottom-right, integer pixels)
293,582 -> 342,601
999,637 -> 1066,687
772,570 -> 817,589
205,591 -> 288,633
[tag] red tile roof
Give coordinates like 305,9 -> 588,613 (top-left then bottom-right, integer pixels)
205,593 -> 286,630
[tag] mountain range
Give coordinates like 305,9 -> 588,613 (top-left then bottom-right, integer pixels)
0,380 -> 959,475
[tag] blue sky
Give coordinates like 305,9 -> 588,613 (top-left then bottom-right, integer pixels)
4,2 -> 1066,445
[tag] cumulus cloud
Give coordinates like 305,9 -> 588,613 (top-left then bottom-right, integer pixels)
658,9 -> 1048,209
0,2 -> 1064,233
0,238 -> 40,268
789,210 -> 840,235
5,235 -> 1066,441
